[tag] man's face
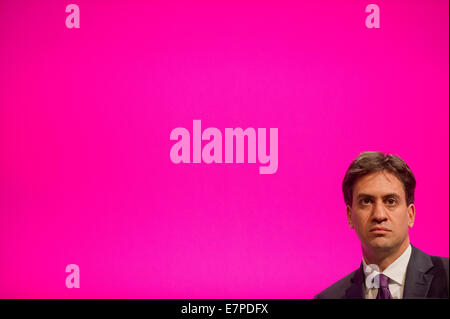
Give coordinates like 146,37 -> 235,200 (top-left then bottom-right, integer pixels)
347,170 -> 415,253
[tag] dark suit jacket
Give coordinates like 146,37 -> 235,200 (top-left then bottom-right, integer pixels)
315,245 -> 449,299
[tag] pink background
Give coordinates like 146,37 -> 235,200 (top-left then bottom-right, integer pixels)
0,0 -> 448,298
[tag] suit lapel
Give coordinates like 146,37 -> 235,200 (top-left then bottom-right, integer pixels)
403,245 -> 434,299
345,264 -> 365,299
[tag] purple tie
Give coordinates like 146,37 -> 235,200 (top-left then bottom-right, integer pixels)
376,274 -> 392,299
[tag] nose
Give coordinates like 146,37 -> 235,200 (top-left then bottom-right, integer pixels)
372,201 -> 387,223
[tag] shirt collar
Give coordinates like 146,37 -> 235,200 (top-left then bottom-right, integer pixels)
362,244 -> 412,287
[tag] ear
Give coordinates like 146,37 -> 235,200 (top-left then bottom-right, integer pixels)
346,205 -> 354,229
407,203 -> 416,228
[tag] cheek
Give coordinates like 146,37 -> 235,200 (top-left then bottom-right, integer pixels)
352,211 -> 368,227
395,210 -> 411,228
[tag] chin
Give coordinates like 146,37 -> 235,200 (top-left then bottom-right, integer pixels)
367,237 -> 394,251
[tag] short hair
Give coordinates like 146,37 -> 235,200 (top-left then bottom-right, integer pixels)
342,152 -> 416,206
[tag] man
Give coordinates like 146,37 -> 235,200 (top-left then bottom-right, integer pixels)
315,152 -> 449,299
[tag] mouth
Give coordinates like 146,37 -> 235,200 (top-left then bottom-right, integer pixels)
370,227 -> 391,234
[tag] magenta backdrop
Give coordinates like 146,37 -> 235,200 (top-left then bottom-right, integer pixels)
0,0 -> 448,298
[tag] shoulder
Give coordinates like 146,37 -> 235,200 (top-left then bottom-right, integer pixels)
411,245 -> 449,275
429,253 -> 449,280
432,254 -> 449,268
409,245 -> 449,298
314,269 -> 360,299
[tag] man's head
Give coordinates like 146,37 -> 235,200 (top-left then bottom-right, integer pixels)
343,152 -> 416,254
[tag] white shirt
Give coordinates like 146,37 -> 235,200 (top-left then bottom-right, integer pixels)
362,244 -> 412,299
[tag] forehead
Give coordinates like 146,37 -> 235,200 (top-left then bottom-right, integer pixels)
353,170 -> 405,198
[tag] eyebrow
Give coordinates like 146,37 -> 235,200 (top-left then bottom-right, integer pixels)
382,193 -> 401,200
357,194 -> 375,200
357,193 -> 401,200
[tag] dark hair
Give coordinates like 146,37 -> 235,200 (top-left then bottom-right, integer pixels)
342,152 -> 416,206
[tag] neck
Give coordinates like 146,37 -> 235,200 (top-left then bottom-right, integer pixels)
362,239 -> 410,272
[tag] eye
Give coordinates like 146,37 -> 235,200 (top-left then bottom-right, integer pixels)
386,198 -> 397,206
360,198 -> 373,205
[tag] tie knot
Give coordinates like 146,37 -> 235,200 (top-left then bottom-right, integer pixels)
378,274 -> 390,288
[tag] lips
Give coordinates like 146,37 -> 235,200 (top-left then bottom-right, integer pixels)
370,227 -> 391,232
